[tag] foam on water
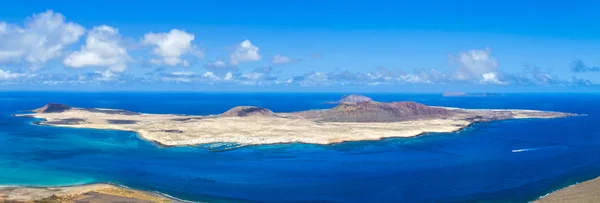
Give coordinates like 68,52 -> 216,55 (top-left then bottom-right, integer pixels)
512,146 -> 567,153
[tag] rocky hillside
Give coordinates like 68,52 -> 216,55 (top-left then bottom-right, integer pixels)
319,96 -> 454,122
220,106 -> 276,117
33,103 -> 72,113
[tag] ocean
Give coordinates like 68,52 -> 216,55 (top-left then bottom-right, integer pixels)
0,92 -> 598,202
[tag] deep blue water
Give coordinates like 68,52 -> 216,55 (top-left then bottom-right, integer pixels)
1,92 -> 599,202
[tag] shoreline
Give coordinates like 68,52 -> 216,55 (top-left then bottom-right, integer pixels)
24,110 -> 490,151
535,176 -> 600,202
0,182 -> 191,203
29,118 -> 177,148
16,103 -> 576,148
28,116 -> 481,147
9,100 -> 582,202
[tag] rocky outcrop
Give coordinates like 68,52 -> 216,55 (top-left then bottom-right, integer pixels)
338,94 -> 373,103
220,106 -> 275,117
33,103 -> 72,113
319,100 -> 454,122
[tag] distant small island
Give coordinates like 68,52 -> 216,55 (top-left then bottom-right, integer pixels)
442,92 -> 501,97
17,95 -> 575,147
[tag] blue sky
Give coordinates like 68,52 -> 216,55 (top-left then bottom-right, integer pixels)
1,0 -> 600,92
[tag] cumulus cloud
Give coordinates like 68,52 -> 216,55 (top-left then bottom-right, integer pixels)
271,54 -> 299,65
160,71 -> 196,83
480,72 -> 503,84
290,68 -> 441,86
151,62 -> 237,84
0,10 -> 85,70
204,60 -> 238,77
294,71 -> 330,86
170,71 -> 195,76
202,71 -> 233,81
143,29 -> 202,67
524,65 -> 556,84
230,40 -> 261,64
0,69 -> 27,80
571,77 -> 592,85
452,48 -> 500,83
205,60 -> 228,69
63,25 -> 130,77
570,60 -> 600,72
500,65 -> 560,85
241,72 -> 264,80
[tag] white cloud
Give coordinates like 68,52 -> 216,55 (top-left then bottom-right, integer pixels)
241,72 -> 264,80
94,70 -> 118,81
171,71 -> 195,76
162,77 -> 192,83
0,22 -> 7,33
399,74 -> 430,84
480,72 -> 503,84
224,72 -> 233,80
271,54 -> 298,65
202,72 -> 219,81
63,25 -> 130,73
296,72 -> 330,86
230,40 -> 261,64
453,48 -> 499,82
0,10 -> 85,70
143,29 -> 201,67
206,60 -> 227,69
204,60 -> 238,78
0,51 -> 25,62
0,69 -> 27,80
202,71 -> 234,81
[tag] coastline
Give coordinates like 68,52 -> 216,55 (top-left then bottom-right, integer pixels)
16,103 -> 575,148
31,115 -> 478,149
0,183 -> 191,203
8,99 -> 583,202
535,176 -> 600,203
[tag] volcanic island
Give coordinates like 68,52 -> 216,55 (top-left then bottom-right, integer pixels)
18,95 -> 576,147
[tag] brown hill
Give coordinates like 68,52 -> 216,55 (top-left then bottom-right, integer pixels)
220,106 -> 275,117
319,101 -> 454,122
33,103 -> 72,113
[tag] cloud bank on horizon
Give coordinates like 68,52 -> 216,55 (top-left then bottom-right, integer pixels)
0,10 -> 596,90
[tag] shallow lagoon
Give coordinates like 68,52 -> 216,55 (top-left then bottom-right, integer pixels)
1,92 -> 598,202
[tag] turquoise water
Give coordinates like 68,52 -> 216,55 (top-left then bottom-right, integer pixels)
0,92 -> 599,202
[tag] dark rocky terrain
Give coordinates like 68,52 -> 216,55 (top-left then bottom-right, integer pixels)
33,103 -> 72,113
44,118 -> 87,125
220,106 -> 276,117
317,99 -> 454,122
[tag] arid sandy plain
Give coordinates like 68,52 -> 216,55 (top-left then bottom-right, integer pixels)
19,98 -> 575,147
